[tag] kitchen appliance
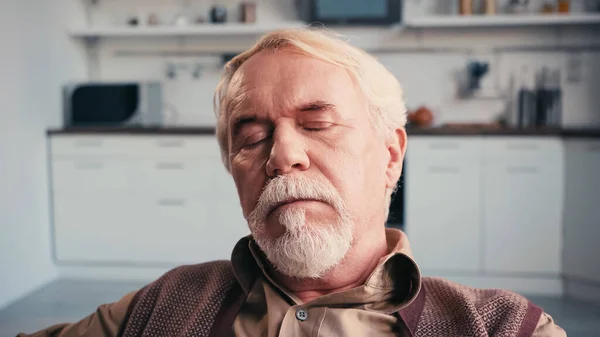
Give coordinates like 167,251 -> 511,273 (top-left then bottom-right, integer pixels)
296,0 -> 402,25
63,81 -> 163,127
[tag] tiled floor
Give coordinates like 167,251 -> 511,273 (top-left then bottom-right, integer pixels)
1,279 -> 599,337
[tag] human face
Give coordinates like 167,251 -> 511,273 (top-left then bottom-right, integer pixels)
227,50 -> 401,273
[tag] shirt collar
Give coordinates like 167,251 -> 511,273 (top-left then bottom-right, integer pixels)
231,228 -> 422,313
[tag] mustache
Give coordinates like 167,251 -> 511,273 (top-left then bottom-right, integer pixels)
248,175 -> 347,222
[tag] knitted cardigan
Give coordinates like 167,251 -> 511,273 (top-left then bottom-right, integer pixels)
117,261 -> 542,337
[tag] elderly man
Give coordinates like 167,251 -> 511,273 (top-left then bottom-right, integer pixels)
21,28 -> 565,337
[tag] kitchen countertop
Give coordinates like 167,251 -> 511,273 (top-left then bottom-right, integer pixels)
47,126 -> 600,138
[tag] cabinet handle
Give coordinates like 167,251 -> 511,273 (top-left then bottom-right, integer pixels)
75,162 -> 104,170
73,140 -> 103,147
506,166 -> 538,174
428,166 -> 460,174
157,199 -> 186,207
506,143 -> 540,151
428,143 -> 460,150
155,162 -> 185,170
156,140 -> 184,148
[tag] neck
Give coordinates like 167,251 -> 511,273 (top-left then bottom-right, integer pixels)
269,227 -> 388,303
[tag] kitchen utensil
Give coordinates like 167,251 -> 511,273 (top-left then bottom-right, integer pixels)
210,5 -> 227,23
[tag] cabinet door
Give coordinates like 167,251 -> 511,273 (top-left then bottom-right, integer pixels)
134,194 -> 243,264
405,156 -> 482,273
563,140 -> 600,282
482,157 -> 563,274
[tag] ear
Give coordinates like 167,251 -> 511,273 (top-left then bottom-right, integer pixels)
385,128 -> 407,190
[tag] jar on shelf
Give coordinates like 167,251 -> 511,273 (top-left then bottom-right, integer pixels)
506,0 -> 530,14
540,1 -> 556,13
558,0 -> 571,13
459,0 -> 473,15
485,0 -> 497,14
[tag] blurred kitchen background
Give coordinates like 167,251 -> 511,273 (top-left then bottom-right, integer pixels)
1,0 -> 600,335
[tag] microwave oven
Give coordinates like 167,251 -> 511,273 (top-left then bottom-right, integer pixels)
62,81 -> 163,127
296,0 -> 402,25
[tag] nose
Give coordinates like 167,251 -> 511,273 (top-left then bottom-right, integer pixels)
265,125 -> 310,177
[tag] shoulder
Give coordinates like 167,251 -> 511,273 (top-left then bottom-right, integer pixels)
148,260 -> 237,293
161,260 -> 234,279
128,260 -> 238,309
420,277 -> 543,337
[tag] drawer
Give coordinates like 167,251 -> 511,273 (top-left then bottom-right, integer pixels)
137,195 -> 249,263
563,139 -> 600,153
132,159 -> 217,195
407,136 -> 483,158
51,135 -> 222,159
51,158 -> 134,192
134,136 -> 220,158
50,135 -> 140,157
135,195 -> 213,263
482,137 -> 562,159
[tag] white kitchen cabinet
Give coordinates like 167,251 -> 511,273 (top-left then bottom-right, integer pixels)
405,137 -> 483,273
50,134 -> 249,266
406,136 -> 564,280
481,138 -> 563,275
482,159 -> 563,274
52,157 -> 134,192
563,139 -> 600,283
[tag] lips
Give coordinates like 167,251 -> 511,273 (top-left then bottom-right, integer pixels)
267,198 -> 322,217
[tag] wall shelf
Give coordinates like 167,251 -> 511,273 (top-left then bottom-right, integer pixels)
405,13 -> 600,28
68,14 -> 600,38
68,21 -> 307,38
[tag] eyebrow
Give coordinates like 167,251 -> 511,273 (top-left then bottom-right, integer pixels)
297,100 -> 337,113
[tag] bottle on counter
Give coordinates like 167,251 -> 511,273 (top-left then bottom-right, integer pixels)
534,67 -> 563,127
553,69 -> 563,126
517,66 -> 537,128
535,67 -> 548,127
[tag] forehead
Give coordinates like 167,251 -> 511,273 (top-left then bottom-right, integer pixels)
227,50 -> 361,115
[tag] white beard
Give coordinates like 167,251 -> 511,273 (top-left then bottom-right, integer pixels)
248,175 -> 353,279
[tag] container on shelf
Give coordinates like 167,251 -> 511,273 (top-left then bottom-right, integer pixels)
558,0 -> 571,13
485,0 -> 497,14
460,0 -> 474,15
505,0 -> 530,14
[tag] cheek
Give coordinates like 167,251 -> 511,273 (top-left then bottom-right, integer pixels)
231,155 -> 268,217
337,138 -> 388,204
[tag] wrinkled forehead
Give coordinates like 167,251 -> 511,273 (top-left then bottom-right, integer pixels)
225,50 -> 361,118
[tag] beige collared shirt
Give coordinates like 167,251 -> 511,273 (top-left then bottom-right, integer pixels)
231,229 -> 566,337
19,229 -> 566,337
233,229 -> 421,336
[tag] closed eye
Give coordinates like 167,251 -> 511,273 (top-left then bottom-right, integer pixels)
242,132 -> 270,149
302,122 -> 333,131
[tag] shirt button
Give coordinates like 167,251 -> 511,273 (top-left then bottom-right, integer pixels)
295,308 -> 308,321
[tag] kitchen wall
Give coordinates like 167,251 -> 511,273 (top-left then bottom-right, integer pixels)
0,0 -> 87,309
84,0 -> 600,128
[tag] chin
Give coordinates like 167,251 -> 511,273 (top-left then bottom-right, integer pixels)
251,207 -> 353,279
